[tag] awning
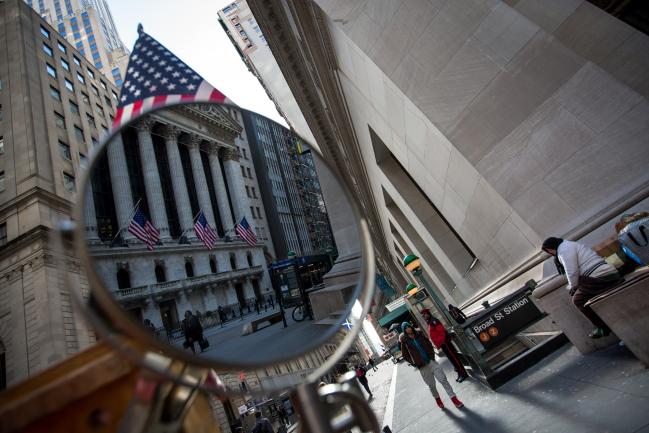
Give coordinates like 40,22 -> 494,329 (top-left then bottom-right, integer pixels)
378,304 -> 410,327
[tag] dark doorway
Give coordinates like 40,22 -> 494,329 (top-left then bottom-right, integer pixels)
117,268 -> 131,289
235,283 -> 245,307
252,279 -> 261,301
209,257 -> 217,274
247,252 -> 253,267
230,253 -> 237,270
185,261 -> 194,278
155,264 -> 166,283
159,300 -> 179,330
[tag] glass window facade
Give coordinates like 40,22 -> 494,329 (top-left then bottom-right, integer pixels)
46,63 -> 57,78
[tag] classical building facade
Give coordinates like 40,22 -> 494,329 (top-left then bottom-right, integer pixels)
87,104 -> 272,329
24,0 -> 129,86
0,0 -> 120,387
242,0 -> 649,318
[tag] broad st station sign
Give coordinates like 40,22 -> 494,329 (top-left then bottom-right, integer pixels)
470,294 -> 543,350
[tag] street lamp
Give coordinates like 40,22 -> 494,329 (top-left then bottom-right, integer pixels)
402,254 -> 492,376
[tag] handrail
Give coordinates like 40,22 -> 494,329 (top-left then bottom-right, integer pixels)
460,182 -> 649,310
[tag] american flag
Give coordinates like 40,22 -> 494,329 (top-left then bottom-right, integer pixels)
235,217 -> 257,246
114,25 -> 230,128
194,210 -> 217,250
128,204 -> 160,251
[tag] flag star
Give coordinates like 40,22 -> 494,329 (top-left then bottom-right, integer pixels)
134,89 -> 141,97
187,83 -> 196,91
192,75 -> 200,81
123,80 -> 131,87
179,77 -> 188,84
165,66 -> 173,72
144,80 -> 151,86
147,67 -> 155,73
142,63 -> 149,68
120,95 -> 127,102
157,45 -> 164,50
164,52 -> 171,56
127,67 -> 134,73
159,60 -> 167,66
135,58 -> 143,64
137,76 -> 144,82
133,71 -> 140,78
167,83 -> 176,90
152,55 -> 159,61
154,72 -> 162,79
149,85 -> 157,92
160,78 -> 168,84
131,54 -> 138,60
172,71 -> 180,77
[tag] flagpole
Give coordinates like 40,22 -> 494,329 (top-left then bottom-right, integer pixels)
110,198 -> 142,244
193,209 -> 203,222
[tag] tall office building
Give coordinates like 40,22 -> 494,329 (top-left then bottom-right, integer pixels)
24,0 -> 129,86
0,0 -> 121,388
241,111 -> 315,259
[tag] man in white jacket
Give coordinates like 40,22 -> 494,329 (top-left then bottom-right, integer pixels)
542,237 -> 621,339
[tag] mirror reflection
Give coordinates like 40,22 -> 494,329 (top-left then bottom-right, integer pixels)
83,103 -> 357,365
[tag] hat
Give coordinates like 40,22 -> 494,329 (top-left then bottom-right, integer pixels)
401,321 -> 413,332
542,237 -> 563,251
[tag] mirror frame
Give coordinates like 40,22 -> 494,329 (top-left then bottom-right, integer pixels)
72,101 -> 376,395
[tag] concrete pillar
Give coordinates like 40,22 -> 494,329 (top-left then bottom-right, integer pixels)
107,133 -> 134,240
84,185 -> 99,240
187,134 -> 217,228
162,124 -> 196,239
135,118 -> 170,240
207,142 -> 234,236
222,148 -> 252,224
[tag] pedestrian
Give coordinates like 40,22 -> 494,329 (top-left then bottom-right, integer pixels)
399,322 -> 463,409
421,309 -> 468,383
181,310 -> 204,354
542,237 -> 621,339
252,411 -> 274,433
354,364 -> 373,399
367,357 -> 378,371
143,319 -> 156,333
218,306 -> 225,323
277,404 -> 289,426
448,304 -> 467,324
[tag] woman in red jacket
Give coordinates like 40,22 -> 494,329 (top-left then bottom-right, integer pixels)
422,308 -> 468,383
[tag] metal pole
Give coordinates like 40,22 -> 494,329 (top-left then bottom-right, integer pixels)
415,272 -> 492,376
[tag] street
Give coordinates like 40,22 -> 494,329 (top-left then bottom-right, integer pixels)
366,343 -> 649,433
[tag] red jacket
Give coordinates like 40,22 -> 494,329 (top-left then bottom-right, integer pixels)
427,322 -> 447,348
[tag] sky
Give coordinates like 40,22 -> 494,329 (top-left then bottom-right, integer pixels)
107,0 -> 286,125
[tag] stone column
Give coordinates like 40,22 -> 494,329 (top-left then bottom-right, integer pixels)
107,132 -> 134,240
187,134 -> 217,228
222,148 -> 252,224
207,142 -> 234,235
162,125 -> 196,239
135,118 -> 170,240
84,185 -> 99,240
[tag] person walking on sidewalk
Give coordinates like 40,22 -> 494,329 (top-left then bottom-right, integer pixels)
542,237 -> 621,339
354,364 -> 373,399
367,357 -> 378,371
421,309 -> 468,383
399,322 -> 463,409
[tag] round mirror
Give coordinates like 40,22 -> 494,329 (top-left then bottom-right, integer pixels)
74,101 -> 374,389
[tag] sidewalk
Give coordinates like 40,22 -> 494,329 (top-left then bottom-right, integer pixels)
376,343 -> 649,432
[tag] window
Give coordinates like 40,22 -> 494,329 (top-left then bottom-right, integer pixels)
0,223 -> 6,247
155,265 -> 166,283
247,167 -> 252,178
247,253 -> 253,267
0,171 -> 4,192
81,91 -> 90,104
241,165 -> 246,177
246,186 -> 250,197
242,148 -> 247,159
185,261 -> 194,278
72,56 -> 81,67
50,86 -> 61,101
100,80 -> 107,90
64,78 -> 74,92
95,104 -> 104,117
69,100 -> 79,115
86,113 -> 96,128
111,90 -> 118,100
209,258 -> 217,273
0,136 -> 3,155
252,187 -> 257,198
91,137 -> 98,147
60,58 -> 69,71
57,40 -> 66,53
230,253 -> 237,270
250,206 -> 255,219
77,71 -> 85,84
42,43 -> 53,57
79,153 -> 87,168
256,207 -> 261,218
40,25 -> 50,39
91,85 -> 99,97
58,140 -> 71,160
117,268 -> 131,290
74,125 -> 84,142
104,95 -> 112,107
87,69 -> 95,80
54,111 -> 65,129
45,63 -> 56,78
63,172 -> 75,192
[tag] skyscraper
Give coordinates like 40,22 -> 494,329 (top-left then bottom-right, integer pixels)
24,0 -> 129,86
